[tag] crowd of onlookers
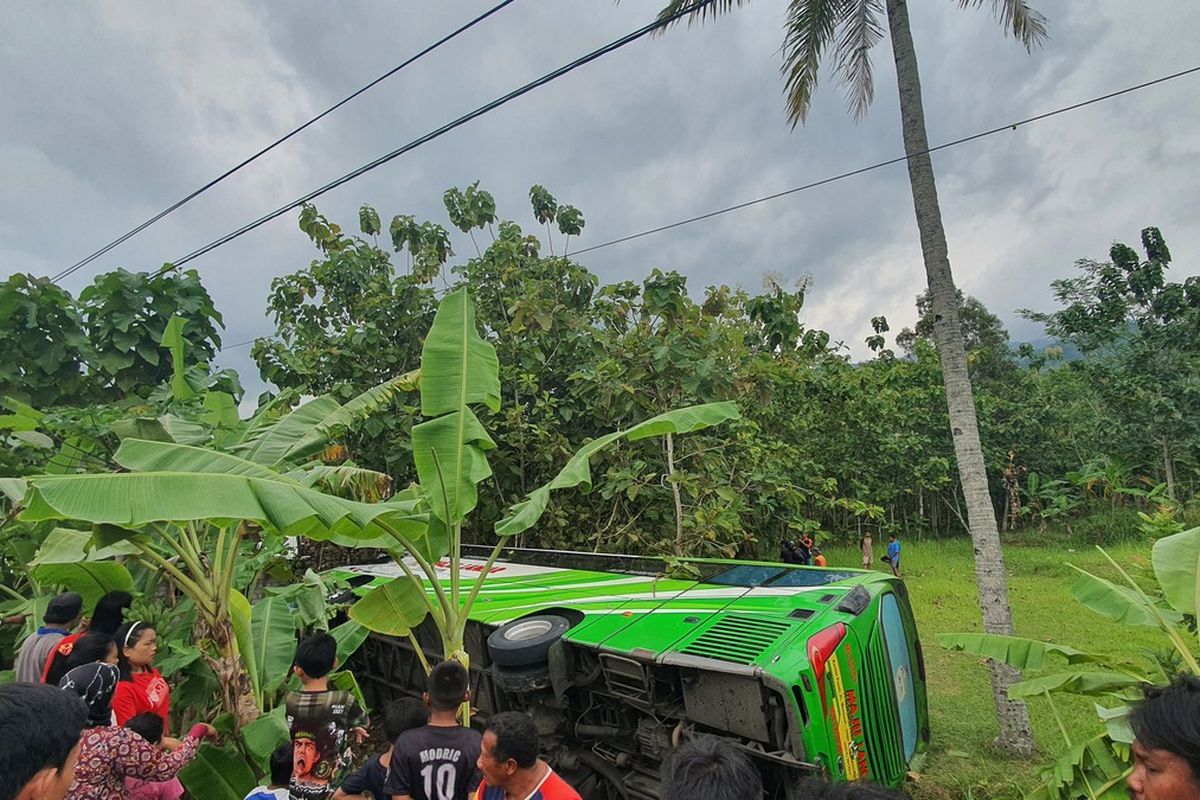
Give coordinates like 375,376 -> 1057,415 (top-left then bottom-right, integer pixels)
4,590 -> 1199,800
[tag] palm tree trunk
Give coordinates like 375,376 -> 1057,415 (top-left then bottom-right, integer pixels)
885,0 -> 1035,756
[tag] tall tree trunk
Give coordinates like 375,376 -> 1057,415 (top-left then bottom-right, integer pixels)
1161,437 -> 1177,503
885,0 -> 1035,756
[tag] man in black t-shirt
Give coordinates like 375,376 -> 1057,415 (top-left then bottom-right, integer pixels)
384,660 -> 481,800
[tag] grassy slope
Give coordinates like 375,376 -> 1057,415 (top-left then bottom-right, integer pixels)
824,537 -> 1165,800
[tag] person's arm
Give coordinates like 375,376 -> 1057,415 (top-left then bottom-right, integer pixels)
333,759 -> 375,799
116,725 -> 212,781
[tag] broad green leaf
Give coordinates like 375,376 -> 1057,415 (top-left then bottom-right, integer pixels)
161,317 -> 197,401
0,414 -> 38,431
1028,731 -> 1130,800
115,439 -> 295,483
330,668 -> 370,714
251,595 -> 297,695
233,395 -> 341,465
1095,703 -> 1134,744
203,391 -> 240,448
331,619 -> 370,663
229,589 -> 259,702
1069,565 -> 1181,627
10,430 -> 53,449
224,389 -> 298,449
240,706 -> 288,773
31,527 -> 90,565
178,742 -> 256,800
30,561 -> 133,609
111,415 -> 209,446
281,370 -> 419,464
0,477 -> 27,503
496,402 -> 739,536
23,470 -> 429,544
936,633 -> 1110,669
287,463 -> 393,502
46,436 -> 101,474
349,576 -> 429,637
1152,525 -> 1200,614
1006,670 -> 1143,699
412,409 -> 495,523
420,288 -> 500,416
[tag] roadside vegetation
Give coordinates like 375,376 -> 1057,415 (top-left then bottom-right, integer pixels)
1,184 -> 1197,797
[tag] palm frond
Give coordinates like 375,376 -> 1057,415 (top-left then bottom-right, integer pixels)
653,0 -> 751,33
959,0 -> 1048,51
834,0 -> 884,120
781,0 -> 844,126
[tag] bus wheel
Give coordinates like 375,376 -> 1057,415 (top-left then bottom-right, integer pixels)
487,614 -> 571,667
491,662 -> 553,694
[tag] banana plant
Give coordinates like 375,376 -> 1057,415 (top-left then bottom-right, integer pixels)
939,525 -> 1200,799
345,287 -> 740,674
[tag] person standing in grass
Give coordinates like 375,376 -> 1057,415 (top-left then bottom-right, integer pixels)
885,534 -> 901,577
860,532 -> 873,569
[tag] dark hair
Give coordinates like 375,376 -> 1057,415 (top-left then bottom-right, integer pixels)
45,632 -> 116,686
385,697 -> 431,741
0,684 -> 88,800
270,743 -> 294,786
485,711 -> 538,769
114,621 -> 154,681
428,660 -> 470,712
661,737 -> 762,800
90,591 -> 133,636
293,633 -> 337,679
125,712 -> 164,745
1130,676 -> 1200,781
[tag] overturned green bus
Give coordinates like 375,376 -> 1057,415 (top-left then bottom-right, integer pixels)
332,546 -> 928,798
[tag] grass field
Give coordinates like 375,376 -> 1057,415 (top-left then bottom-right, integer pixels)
823,535 -> 1165,800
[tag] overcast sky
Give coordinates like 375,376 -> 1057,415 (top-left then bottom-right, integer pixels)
3,1 -> 1198,402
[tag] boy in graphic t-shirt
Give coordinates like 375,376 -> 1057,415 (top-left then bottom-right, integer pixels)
384,660 -> 481,800
286,633 -> 369,800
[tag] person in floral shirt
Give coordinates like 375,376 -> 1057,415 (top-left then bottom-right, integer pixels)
59,662 -> 217,800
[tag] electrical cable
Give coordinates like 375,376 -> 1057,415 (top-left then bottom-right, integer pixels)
214,63 -> 1200,353
51,0 -> 517,284
161,0 -> 716,273
570,64 -> 1200,256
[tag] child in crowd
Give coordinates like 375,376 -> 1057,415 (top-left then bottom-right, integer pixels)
812,548 -> 828,568
334,698 -> 430,800
123,712 -> 185,800
384,660 -> 481,800
286,632 -> 369,800
245,744 -> 296,800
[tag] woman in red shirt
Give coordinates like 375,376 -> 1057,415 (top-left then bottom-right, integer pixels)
112,621 -> 171,728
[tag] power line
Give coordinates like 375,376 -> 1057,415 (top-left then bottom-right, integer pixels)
163,0 -> 716,273
216,64 -> 1199,354
571,64 -> 1200,256
51,0 -> 517,285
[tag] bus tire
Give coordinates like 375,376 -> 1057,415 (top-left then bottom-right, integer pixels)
492,662 -> 552,694
487,614 -> 571,667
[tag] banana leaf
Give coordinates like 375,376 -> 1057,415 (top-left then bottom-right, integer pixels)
936,632 -> 1111,669
1069,565 -> 1182,627
178,742 -> 256,800
1007,670 -> 1143,700
419,288 -> 499,417
412,409 -> 496,524
496,402 -> 740,536
251,595 -> 296,695
349,577 -> 431,637
1152,525 -> 1200,615
230,589 -> 259,703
